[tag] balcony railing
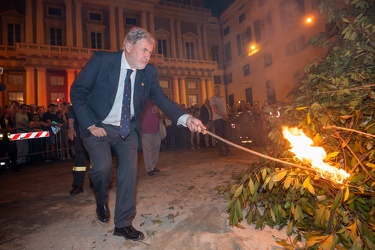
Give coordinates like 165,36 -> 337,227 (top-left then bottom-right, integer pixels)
0,43 -> 217,70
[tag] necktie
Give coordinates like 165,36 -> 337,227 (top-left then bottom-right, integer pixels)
119,69 -> 133,139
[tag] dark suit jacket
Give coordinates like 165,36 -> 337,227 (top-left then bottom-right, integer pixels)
199,104 -> 210,125
70,51 -> 185,135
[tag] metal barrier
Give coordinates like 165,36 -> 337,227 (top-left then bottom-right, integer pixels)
0,126 -> 73,169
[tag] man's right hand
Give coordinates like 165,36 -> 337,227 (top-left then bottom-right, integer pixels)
88,125 -> 107,137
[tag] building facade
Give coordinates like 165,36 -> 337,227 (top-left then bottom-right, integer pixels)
221,0 -> 327,107
0,0 -> 222,108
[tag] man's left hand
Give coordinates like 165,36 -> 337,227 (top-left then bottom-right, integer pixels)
186,116 -> 206,133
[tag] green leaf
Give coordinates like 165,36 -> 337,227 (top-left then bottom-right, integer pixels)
233,184 -> 243,198
331,190 -> 343,211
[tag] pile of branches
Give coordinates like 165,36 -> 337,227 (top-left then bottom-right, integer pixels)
218,0 -> 375,249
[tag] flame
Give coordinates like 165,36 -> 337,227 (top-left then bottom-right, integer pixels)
282,126 -> 350,184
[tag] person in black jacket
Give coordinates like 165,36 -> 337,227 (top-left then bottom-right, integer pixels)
0,108 -> 18,172
70,27 -> 205,242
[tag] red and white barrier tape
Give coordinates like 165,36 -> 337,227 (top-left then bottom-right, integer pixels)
8,131 -> 50,141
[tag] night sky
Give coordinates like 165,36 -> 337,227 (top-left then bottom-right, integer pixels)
205,0 -> 235,17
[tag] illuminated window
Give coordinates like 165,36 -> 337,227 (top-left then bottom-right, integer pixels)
50,76 -> 64,86
8,74 -> 23,85
187,94 -> 197,107
187,81 -> 197,89
159,80 -> 169,88
51,93 -> 65,104
9,91 -> 24,103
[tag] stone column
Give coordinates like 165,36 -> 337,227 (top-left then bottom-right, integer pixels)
149,12 -> 155,36
170,17 -> 177,58
36,68 -> 47,108
75,0 -> 83,48
197,23 -> 203,60
36,0 -> 45,44
172,77 -> 180,104
176,19 -> 183,58
141,11 -> 147,30
200,78 -> 206,101
179,77 -> 187,105
203,24 -> 209,60
118,7 -> 125,47
25,0 -> 33,43
66,69 -> 76,103
206,78 -> 214,99
108,5 -> 117,50
25,67 -> 35,104
65,0 -> 73,46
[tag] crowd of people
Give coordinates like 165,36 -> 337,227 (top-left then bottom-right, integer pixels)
0,97 -> 271,172
0,101 -> 73,172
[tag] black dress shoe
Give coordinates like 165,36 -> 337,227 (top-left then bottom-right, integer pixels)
69,185 -> 83,196
153,167 -> 160,173
113,226 -> 145,241
96,204 -> 110,224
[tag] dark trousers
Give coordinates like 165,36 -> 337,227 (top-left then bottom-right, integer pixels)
81,121 -> 138,228
213,119 -> 230,154
72,130 -> 89,187
0,136 -> 17,170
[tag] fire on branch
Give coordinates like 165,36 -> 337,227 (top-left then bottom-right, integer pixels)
282,126 -> 350,184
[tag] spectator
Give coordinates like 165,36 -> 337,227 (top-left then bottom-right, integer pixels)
210,85 -> 231,156
140,99 -> 162,177
15,104 -> 30,166
29,113 -> 48,162
42,104 -> 61,160
0,108 -> 18,172
200,99 -> 215,149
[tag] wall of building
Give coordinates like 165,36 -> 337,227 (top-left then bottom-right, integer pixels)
220,0 -> 327,107
0,0 -> 219,109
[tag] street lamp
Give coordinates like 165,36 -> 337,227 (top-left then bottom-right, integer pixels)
305,16 -> 314,25
248,44 -> 260,56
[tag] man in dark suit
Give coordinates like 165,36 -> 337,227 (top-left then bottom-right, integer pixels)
70,27 -> 205,242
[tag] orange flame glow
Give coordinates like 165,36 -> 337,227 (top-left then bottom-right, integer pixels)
282,126 -> 350,184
